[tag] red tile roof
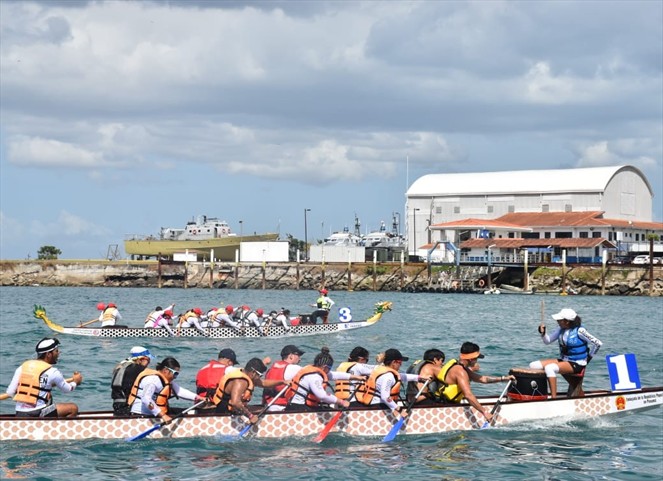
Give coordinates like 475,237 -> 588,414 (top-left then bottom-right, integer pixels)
496,212 -> 663,230
460,238 -> 616,249
430,218 -> 532,231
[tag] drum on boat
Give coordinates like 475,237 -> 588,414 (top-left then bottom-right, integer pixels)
508,368 -> 548,401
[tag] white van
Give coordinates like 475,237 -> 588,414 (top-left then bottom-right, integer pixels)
632,255 -> 650,264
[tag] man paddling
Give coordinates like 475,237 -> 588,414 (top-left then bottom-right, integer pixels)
5,338 -> 83,418
434,342 -> 514,424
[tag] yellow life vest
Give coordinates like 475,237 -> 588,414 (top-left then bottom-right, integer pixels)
127,369 -> 172,415
212,369 -> 254,410
356,365 -> 401,405
13,360 -> 53,405
434,359 -> 464,402
102,307 -> 117,322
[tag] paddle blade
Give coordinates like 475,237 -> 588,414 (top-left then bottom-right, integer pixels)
125,423 -> 161,442
313,410 -> 343,443
237,423 -> 252,439
382,416 -> 406,443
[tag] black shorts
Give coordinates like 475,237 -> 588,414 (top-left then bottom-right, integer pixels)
558,360 -> 586,374
17,404 -> 58,418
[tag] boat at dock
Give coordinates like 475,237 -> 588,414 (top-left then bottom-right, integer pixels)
1,386 -> 660,441
124,215 -> 279,261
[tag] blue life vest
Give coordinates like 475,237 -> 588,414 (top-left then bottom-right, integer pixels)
559,327 -> 588,361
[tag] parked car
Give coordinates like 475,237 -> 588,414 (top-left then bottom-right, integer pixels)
632,255 -> 650,265
608,256 -> 631,265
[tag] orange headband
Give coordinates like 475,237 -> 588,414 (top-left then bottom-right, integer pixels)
460,352 -> 481,360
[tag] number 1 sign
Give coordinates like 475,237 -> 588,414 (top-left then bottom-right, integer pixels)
606,354 -> 641,392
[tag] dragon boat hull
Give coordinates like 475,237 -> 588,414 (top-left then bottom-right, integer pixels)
1,387 -> 660,441
34,302 -> 392,339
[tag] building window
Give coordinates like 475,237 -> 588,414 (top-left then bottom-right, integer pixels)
453,206 -> 460,214
508,232 -> 515,238
508,205 -> 515,213
523,232 -> 540,239
435,206 -> 441,214
487,205 -> 494,213
555,232 -> 572,238
565,204 -> 572,212
592,232 -> 601,238
544,232 -> 551,239
542,204 -> 550,212
580,232 -> 589,238
635,233 -> 639,241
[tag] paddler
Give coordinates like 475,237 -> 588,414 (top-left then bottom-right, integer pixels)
406,348 -> 446,403
5,337 -> 83,418
310,288 -> 334,324
433,342 -> 514,424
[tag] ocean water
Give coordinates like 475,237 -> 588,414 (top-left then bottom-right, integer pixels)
0,286 -> 661,481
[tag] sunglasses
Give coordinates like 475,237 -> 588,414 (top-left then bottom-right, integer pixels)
165,366 -> 180,378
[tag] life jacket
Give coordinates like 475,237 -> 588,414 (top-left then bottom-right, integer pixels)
144,310 -> 160,328
211,369 -> 254,411
262,361 -> 289,406
111,359 -> 134,402
406,359 -> 430,401
13,360 -> 53,405
356,365 -> 401,406
434,359 -> 464,402
316,296 -> 331,310
195,360 -> 229,395
334,361 -> 359,400
127,369 -> 172,415
101,307 -> 118,326
179,310 -> 198,327
559,327 -> 589,361
286,365 -> 329,407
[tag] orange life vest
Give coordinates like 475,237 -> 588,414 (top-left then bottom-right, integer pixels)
211,369 -> 254,410
13,360 -> 53,405
286,365 -> 329,407
127,369 -> 172,415
356,365 -> 401,405
334,361 -> 359,400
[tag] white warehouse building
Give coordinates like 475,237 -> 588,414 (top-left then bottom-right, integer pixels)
406,165 -> 660,260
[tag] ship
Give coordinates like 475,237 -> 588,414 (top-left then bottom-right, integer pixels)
124,215 -> 279,261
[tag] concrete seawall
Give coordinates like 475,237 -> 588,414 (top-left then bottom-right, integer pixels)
1,260 -> 661,296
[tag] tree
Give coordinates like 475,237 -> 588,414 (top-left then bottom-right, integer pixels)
285,234 -> 305,262
37,245 -> 62,260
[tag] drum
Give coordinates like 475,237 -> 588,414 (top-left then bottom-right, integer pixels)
508,368 -> 548,401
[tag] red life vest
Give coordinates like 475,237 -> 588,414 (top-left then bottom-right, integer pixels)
195,360 -> 230,395
262,360 -> 289,406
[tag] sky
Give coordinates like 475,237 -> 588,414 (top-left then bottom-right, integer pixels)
1,0 -> 661,260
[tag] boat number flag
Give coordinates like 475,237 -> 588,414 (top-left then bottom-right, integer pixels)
606,353 -> 641,392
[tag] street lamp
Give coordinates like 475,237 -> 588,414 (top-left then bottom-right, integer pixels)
304,208 -> 311,261
239,220 -> 243,240
412,208 -> 420,260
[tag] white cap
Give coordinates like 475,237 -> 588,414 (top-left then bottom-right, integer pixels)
130,346 -> 156,360
551,308 -> 578,321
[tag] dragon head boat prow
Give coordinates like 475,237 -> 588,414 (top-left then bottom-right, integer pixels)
33,305 -> 65,333
366,301 -> 393,325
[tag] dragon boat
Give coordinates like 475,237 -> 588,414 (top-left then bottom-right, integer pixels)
33,302 -> 392,339
1,386 -> 661,442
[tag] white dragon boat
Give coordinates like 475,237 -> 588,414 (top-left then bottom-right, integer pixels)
33,302 -> 392,339
1,386 -> 660,442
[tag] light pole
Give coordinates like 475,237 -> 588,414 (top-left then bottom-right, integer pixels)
412,208 -> 420,260
304,208 -> 311,261
487,244 -> 496,289
239,220 -> 243,240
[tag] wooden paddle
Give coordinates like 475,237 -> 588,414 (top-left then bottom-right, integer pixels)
313,382 -> 362,443
382,379 -> 431,443
1,377 -> 75,401
236,384 -> 290,439
79,318 -> 100,328
481,380 -> 512,429
125,399 -> 207,442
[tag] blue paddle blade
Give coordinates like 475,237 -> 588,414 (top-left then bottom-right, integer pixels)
125,423 -> 162,442
480,421 -> 490,429
237,423 -> 252,438
382,416 -> 406,443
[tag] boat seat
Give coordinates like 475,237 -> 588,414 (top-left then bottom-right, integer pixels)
562,367 -> 585,397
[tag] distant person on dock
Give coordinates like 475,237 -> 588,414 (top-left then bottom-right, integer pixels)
6,338 -> 83,418
355,348 -> 427,418
128,356 -> 206,423
406,348 -> 446,404
433,342 -> 514,424
529,308 -> 602,398
310,288 -> 335,324
100,302 -> 123,327
111,346 -> 156,415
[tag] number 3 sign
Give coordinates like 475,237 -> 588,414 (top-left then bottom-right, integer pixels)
606,353 -> 641,392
